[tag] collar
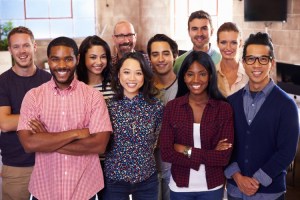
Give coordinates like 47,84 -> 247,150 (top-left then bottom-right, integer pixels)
177,93 -> 216,108
50,77 -> 78,92
206,43 -> 213,56
192,43 -> 213,56
243,79 -> 275,97
122,92 -> 143,102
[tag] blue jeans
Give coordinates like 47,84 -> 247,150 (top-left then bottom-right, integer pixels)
170,187 -> 224,200
227,193 -> 285,200
103,172 -> 158,200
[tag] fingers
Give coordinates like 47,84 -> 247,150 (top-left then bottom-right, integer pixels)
215,138 -> 232,150
218,138 -> 228,143
235,175 -> 259,196
28,119 -> 47,133
249,178 -> 259,188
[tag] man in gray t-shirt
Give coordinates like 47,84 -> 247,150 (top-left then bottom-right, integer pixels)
147,34 -> 179,200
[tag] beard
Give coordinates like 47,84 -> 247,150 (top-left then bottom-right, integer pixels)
50,68 -> 75,88
118,42 -> 134,55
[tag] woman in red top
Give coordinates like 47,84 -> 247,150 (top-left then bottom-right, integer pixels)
160,51 -> 234,200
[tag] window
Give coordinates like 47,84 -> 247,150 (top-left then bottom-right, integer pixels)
171,0 -> 233,50
0,0 -> 95,39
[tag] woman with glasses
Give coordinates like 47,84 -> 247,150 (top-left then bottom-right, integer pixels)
216,22 -> 248,97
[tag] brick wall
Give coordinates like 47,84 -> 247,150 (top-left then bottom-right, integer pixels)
232,0 -> 300,64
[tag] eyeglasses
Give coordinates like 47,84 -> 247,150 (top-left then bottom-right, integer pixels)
243,55 -> 273,65
114,33 -> 136,40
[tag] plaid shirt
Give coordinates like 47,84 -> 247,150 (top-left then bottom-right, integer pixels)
160,94 -> 234,189
18,78 -> 112,200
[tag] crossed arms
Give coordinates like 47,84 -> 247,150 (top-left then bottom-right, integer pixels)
18,119 -> 111,156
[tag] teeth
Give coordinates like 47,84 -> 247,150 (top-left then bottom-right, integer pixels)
58,71 -> 67,75
127,83 -> 136,88
192,85 -> 201,89
19,56 -> 27,59
253,71 -> 262,76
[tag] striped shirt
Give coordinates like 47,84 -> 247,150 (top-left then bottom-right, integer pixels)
93,82 -> 114,100
18,78 -> 112,200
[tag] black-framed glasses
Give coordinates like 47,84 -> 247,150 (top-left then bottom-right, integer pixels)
243,55 -> 273,65
114,33 -> 136,40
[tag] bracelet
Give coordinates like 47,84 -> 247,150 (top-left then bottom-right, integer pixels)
183,146 -> 192,158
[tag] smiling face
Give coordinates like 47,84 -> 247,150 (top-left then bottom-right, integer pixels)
113,22 -> 137,57
243,44 -> 274,91
8,33 -> 36,69
118,58 -> 144,99
150,41 -> 175,76
85,45 -> 107,78
48,45 -> 78,89
184,61 -> 209,96
217,31 -> 241,61
188,18 -> 213,52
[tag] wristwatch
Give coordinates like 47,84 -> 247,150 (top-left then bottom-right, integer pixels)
183,146 -> 192,158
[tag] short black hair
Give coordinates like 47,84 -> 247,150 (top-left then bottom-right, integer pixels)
242,32 -> 274,59
147,34 -> 178,59
47,36 -> 78,57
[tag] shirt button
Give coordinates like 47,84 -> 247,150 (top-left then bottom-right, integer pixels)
65,156 -> 67,160
248,119 -> 252,123
65,171 -> 67,175
245,159 -> 248,163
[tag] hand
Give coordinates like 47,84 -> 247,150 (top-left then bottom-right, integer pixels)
215,138 -> 232,151
75,128 -> 90,139
232,172 -> 259,196
28,119 -> 47,134
174,143 -> 188,153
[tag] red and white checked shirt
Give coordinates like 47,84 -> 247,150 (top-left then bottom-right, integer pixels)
18,78 -> 112,200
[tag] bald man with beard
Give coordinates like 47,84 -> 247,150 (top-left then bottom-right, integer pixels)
112,20 -> 151,68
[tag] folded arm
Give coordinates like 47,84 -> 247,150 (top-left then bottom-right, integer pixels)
56,131 -> 110,155
18,127 -> 89,153
0,106 -> 19,132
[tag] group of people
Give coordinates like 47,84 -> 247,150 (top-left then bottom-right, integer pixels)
0,9 -> 298,200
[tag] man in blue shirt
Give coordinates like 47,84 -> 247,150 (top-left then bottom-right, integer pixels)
225,32 -> 299,200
